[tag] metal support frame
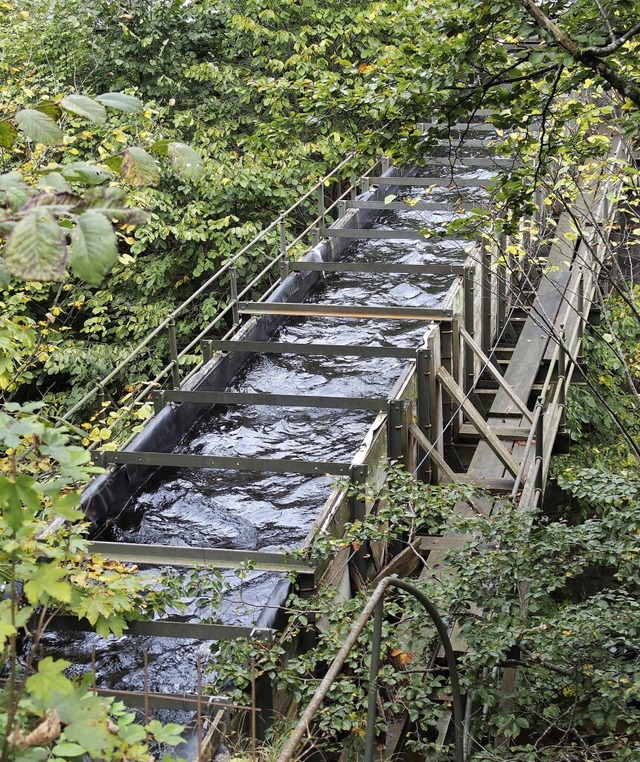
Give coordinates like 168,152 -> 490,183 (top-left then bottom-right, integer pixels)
238,302 -> 454,321
286,261 -> 465,276
459,326 -> 533,423
436,367 -> 520,477
202,339 -> 415,360
535,407 -> 544,496
153,389 -> 390,411
279,219 -> 287,259
497,235 -> 507,334
48,615 -> 273,642
387,399 -> 409,465
101,450 -> 352,476
365,176 -> 491,187
88,541 -> 315,574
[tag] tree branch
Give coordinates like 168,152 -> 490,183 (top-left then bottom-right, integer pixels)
519,0 -> 640,108
583,20 -> 640,57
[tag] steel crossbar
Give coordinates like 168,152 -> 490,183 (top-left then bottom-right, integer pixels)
318,228 -> 426,240
428,156 -> 512,167
89,541 -> 313,573
347,200 -> 476,211
365,176 -> 492,187
48,615 -> 273,641
101,451 -> 352,476
156,390 -> 390,411
287,261 -> 465,275
238,302 -> 454,320
202,339 -> 416,359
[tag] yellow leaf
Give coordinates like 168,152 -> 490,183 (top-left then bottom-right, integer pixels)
20,9 -> 29,19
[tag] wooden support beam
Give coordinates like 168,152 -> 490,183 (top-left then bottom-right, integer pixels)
409,422 -> 459,483
436,367 -> 520,477
460,325 -> 534,423
458,423 -> 531,440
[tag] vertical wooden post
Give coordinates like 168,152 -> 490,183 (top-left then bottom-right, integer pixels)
317,185 -> 325,226
350,464 -> 369,579
463,263 -> 475,397
416,348 -> 432,484
481,245 -> 492,354
440,320 -> 454,448
535,407 -> 544,497
497,234 -> 507,337
168,317 -> 180,389
230,266 -> 239,328
387,399 -> 410,466
202,339 -> 212,365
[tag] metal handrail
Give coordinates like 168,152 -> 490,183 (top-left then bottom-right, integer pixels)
59,152 -> 383,441
276,576 -> 464,762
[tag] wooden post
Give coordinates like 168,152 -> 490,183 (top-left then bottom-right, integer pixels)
440,320 -> 454,447
387,399 -> 410,467
481,245 -> 492,354
463,263 -> 475,397
350,464 -> 369,579
416,348 -> 432,484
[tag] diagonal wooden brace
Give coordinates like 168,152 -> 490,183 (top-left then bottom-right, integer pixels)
436,367 -> 520,477
459,326 -> 534,423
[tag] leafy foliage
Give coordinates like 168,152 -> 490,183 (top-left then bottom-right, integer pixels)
0,403 -> 192,760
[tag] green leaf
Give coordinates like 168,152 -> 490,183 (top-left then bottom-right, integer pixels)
103,155 -> 123,173
61,162 -> 113,186
24,562 -> 72,604
37,172 -> 73,193
75,186 -> 148,223
146,720 -> 185,745
25,657 -> 74,702
34,100 -> 62,120
4,209 -> 67,282
60,94 -> 107,125
0,598 -> 18,640
121,147 -> 160,186
14,108 -> 63,145
51,743 -> 86,757
0,473 -> 42,529
0,258 -> 11,287
95,92 -> 143,113
0,120 -> 17,149
168,142 -> 205,182
150,139 -> 171,157
70,211 -> 118,284
0,170 -> 32,210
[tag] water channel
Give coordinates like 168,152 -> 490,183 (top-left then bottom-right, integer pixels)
41,158 -> 491,749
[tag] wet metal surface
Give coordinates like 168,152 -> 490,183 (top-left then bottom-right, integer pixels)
41,166 -> 489,717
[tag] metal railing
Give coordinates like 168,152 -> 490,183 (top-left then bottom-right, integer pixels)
59,152 -> 384,449
276,576 -> 464,762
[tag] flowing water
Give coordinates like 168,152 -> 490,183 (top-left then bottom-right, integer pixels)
41,163 -> 491,743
